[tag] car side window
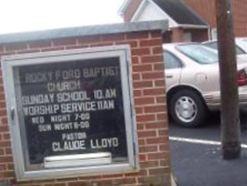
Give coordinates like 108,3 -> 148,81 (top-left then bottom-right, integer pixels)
164,51 -> 182,69
206,42 -> 245,55
206,42 -> 218,49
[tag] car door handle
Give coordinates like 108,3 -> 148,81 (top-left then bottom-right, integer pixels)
166,75 -> 173,78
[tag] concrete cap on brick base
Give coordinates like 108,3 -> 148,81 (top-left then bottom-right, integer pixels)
0,20 -> 168,44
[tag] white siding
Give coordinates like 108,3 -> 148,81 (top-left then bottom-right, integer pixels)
132,0 -> 178,28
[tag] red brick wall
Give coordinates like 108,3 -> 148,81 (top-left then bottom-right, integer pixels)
170,28 -> 208,42
123,0 -> 142,22
184,0 -> 247,37
171,28 -> 184,42
0,31 -> 171,185
123,0 -> 247,39
185,29 -> 209,42
232,0 -> 247,37
184,0 -> 216,28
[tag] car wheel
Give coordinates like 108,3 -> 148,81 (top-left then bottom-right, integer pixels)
169,89 -> 207,127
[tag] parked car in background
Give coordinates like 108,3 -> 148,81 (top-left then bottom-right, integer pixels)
203,38 -> 247,55
163,43 -> 247,127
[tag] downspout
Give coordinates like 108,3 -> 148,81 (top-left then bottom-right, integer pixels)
208,27 -> 212,40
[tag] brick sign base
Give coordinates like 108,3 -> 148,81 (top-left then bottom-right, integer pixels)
0,21 -> 171,186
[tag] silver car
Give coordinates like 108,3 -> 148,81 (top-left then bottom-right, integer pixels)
203,38 -> 247,55
164,43 -> 247,127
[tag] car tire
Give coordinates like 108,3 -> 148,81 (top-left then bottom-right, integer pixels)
169,89 -> 207,127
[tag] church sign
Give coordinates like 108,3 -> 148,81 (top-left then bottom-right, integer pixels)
2,46 -> 137,180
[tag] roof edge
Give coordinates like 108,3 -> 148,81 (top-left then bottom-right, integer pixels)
118,0 -> 132,16
0,20 -> 169,44
179,0 -> 208,26
151,0 -> 208,26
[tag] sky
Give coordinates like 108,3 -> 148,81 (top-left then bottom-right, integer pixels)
0,0 -> 124,34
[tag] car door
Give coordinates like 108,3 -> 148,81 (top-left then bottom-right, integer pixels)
163,50 -> 183,91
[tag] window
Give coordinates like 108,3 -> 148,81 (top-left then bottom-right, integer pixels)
211,28 -> 217,40
2,46 -> 137,181
183,32 -> 192,42
204,41 -> 245,55
177,44 -> 218,64
204,42 -> 218,50
164,51 -> 183,69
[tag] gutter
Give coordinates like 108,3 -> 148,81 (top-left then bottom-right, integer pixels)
174,24 -> 209,29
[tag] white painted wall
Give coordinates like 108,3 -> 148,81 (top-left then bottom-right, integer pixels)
211,28 -> 217,40
131,0 -> 178,28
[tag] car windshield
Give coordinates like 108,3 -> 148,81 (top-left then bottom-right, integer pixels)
177,44 -> 218,64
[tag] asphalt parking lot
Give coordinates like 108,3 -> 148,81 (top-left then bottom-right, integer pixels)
169,113 -> 247,186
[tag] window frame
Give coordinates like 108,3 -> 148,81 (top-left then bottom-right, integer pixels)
163,50 -> 183,69
2,45 -> 138,181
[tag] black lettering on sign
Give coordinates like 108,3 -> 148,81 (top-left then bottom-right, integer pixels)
15,57 -> 128,165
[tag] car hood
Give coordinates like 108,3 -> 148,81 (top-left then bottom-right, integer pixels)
237,54 -> 247,61
237,56 -> 247,69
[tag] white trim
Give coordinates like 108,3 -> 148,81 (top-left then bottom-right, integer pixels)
175,24 -> 209,29
130,0 -> 208,29
148,0 -> 177,22
211,28 -> 218,40
131,0 -> 178,27
118,0 -> 132,16
131,0 -> 179,27
148,0 -> 178,27
208,28 -> 211,40
130,0 -> 148,22
169,136 -> 247,149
